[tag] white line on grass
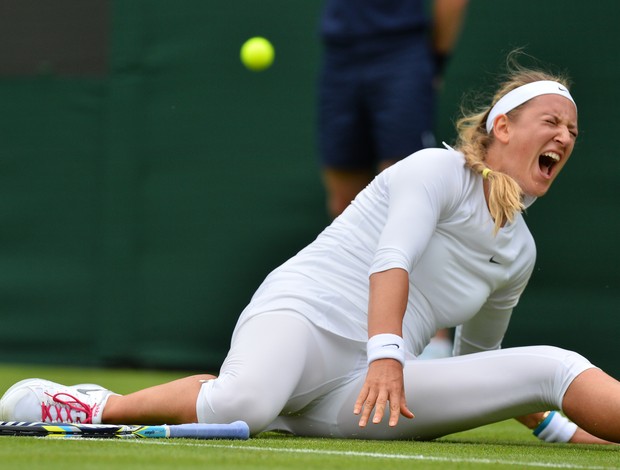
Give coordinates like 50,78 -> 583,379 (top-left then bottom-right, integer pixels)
127,440 -> 614,469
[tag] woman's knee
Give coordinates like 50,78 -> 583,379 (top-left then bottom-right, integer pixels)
197,377 -> 283,434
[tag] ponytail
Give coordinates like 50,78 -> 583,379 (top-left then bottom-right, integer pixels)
454,50 -> 571,234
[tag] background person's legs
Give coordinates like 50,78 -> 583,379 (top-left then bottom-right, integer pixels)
322,168 -> 375,219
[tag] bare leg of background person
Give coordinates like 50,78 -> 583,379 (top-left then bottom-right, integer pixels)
322,168 -> 374,220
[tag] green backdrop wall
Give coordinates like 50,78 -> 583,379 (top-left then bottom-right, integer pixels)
0,0 -> 618,377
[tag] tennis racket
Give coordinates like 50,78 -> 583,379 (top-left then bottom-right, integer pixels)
0,420 -> 250,440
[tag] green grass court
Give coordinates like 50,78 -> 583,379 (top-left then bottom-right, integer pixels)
0,364 -> 617,469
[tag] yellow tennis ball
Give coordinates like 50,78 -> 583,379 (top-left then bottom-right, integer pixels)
240,37 -> 274,72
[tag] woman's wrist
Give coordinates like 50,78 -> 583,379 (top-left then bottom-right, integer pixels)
367,333 -> 405,367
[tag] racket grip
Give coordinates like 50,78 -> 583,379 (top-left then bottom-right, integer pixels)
168,421 -> 250,440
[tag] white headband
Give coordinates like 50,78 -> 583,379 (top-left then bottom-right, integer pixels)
486,80 -> 576,133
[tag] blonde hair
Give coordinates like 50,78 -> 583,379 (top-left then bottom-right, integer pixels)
455,51 -> 572,233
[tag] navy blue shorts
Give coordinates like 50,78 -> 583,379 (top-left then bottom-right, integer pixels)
318,31 -> 436,170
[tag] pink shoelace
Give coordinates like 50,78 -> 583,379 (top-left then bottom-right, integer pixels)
41,392 -> 93,423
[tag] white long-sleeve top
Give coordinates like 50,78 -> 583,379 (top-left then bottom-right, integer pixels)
237,148 -> 536,357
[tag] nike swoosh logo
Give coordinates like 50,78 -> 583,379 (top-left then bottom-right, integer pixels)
489,256 -> 501,265
76,389 -> 103,395
558,86 -> 568,92
382,344 -> 400,349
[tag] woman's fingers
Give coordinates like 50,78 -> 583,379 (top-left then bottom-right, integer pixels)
372,391 -> 389,424
354,360 -> 414,427
401,401 -> 415,420
354,386 -> 378,427
353,383 -> 369,415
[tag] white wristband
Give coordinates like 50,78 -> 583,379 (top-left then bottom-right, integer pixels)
533,411 -> 578,443
367,334 -> 405,367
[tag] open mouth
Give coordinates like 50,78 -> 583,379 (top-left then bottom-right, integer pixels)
538,152 -> 560,177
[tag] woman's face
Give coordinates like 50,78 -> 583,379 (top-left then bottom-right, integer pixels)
491,94 -> 578,197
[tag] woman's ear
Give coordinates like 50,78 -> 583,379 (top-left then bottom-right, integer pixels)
492,114 -> 511,144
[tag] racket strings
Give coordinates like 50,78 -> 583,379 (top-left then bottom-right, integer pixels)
41,392 -> 93,424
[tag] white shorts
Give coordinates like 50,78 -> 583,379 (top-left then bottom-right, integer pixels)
197,312 -> 596,439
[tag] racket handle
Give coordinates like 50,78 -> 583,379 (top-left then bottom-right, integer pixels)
167,421 -> 250,440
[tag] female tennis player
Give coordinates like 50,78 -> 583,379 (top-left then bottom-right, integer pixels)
2,52 -> 619,445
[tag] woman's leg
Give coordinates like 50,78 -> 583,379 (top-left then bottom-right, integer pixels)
562,367 -> 620,442
0,375 -> 214,426
102,374 -> 215,425
196,313 -> 364,434
105,313 -> 326,431
279,346 -> 603,440
108,345 -> 620,442
0,312 -> 361,430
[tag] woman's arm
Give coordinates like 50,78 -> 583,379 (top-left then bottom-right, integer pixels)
354,268 -> 414,427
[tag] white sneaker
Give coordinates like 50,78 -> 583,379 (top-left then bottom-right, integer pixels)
0,378 -> 117,424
